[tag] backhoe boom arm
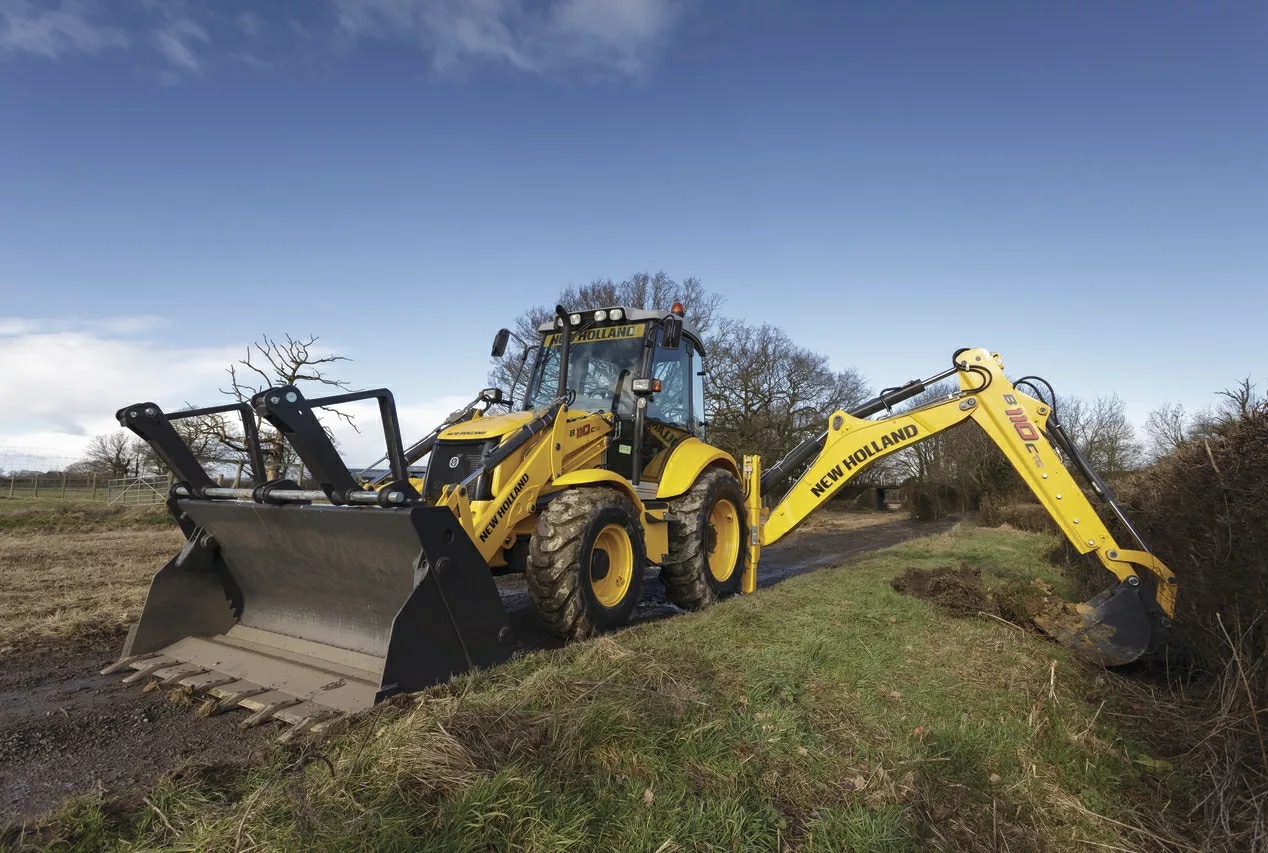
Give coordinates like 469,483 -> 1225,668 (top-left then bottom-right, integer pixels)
756,348 -> 1176,665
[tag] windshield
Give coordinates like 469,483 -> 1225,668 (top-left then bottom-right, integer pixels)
524,322 -> 647,412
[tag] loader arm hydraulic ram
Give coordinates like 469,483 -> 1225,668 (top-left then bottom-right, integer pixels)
757,348 -> 1176,667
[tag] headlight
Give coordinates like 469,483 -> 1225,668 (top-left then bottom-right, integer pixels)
593,309 -> 608,322
609,308 -> 624,321
570,314 -> 582,326
631,378 -> 662,394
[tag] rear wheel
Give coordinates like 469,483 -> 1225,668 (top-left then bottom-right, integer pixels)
661,469 -> 748,610
527,488 -> 646,640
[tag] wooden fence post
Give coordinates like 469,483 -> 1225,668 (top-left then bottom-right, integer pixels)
91,473 -> 98,500
33,474 -> 39,497
61,473 -> 68,499
7,475 -> 14,498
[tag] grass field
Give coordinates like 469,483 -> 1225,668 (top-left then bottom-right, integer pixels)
11,523 -> 1207,852
0,505 -> 177,653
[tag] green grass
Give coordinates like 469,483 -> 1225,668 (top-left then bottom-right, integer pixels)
15,524 -> 1193,851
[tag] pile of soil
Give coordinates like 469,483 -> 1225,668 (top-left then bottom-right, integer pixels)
890,564 -> 991,617
891,565 -> 1082,632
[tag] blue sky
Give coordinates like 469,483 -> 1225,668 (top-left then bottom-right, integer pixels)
2,0 -> 1265,465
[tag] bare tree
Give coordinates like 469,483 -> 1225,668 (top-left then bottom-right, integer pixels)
1054,393 -> 1141,475
1144,401 -> 1190,460
168,335 -> 355,482
1160,378 -> 1268,449
704,319 -> 870,463
885,382 -> 1019,508
489,272 -> 725,396
74,431 -> 138,478
1216,377 -> 1264,421
130,415 -> 233,476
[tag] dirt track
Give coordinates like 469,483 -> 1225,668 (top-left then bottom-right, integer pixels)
0,513 -> 954,826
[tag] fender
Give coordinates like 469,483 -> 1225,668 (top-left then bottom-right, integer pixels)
655,438 -> 741,500
549,469 -> 672,563
551,469 -> 645,513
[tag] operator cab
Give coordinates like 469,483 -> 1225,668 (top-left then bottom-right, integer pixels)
522,305 -> 708,484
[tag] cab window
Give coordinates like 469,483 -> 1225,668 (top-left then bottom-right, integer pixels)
647,344 -> 691,428
690,341 -> 707,436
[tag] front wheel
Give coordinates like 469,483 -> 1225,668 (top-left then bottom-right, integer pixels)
661,469 -> 748,610
527,488 -> 646,640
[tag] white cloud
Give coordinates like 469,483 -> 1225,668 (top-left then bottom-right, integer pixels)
0,318 -> 44,335
151,13 -> 209,73
0,0 -> 210,76
0,317 -> 472,471
235,11 -> 262,37
4,0 -> 685,79
0,315 -> 168,336
0,317 -> 240,458
333,0 -> 684,77
0,0 -> 127,59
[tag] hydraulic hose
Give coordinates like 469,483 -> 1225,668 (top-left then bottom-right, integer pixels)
759,364 -> 959,495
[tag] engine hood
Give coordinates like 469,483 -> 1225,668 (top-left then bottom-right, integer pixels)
438,410 -> 536,442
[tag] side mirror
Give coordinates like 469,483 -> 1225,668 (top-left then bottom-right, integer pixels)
480,388 -> 505,404
661,316 -> 683,350
491,328 -> 511,358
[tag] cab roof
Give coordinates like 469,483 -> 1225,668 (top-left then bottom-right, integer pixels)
535,306 -> 704,348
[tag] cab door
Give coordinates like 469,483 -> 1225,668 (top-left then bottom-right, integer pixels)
606,342 -> 699,486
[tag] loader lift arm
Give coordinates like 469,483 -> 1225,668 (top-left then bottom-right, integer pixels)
750,347 -> 1176,666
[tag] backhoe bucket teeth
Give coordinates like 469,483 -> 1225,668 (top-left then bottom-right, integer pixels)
1033,582 -> 1160,667
110,501 -> 513,728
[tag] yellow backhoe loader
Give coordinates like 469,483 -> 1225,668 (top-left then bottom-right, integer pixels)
106,303 -> 1176,734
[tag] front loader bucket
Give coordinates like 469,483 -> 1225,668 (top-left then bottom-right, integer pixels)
107,501 -> 513,732
1032,582 -> 1161,667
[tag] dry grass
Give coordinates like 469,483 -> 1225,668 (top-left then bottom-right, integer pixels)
0,506 -> 890,655
798,508 -> 901,531
0,525 -> 181,652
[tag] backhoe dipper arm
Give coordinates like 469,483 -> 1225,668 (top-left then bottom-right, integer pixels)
758,348 -> 1177,666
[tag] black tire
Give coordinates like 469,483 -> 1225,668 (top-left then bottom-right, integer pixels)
527,488 -> 646,640
661,469 -> 748,611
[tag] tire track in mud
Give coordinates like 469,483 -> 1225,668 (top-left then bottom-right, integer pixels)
0,514 -> 953,826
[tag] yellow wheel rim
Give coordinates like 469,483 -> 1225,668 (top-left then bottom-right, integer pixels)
590,524 -> 634,607
707,498 -> 741,582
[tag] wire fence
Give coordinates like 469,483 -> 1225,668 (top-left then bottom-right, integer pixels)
0,447 -> 79,476
0,473 -> 160,504
0,472 -> 255,505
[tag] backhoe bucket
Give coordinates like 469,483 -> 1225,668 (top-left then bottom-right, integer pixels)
108,501 -> 513,731
1033,581 -> 1160,667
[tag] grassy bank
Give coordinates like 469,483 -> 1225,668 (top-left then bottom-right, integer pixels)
14,524 -> 1202,852
0,503 -> 170,533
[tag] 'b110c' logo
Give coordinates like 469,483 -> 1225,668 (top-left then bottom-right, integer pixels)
1002,394 -> 1044,468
